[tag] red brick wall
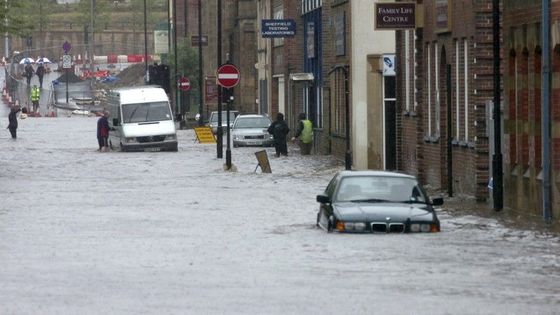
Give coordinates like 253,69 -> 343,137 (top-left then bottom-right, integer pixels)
396,0 -> 493,198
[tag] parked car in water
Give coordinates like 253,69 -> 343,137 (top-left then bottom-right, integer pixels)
208,110 -> 239,134
316,170 -> 443,233
231,114 -> 274,147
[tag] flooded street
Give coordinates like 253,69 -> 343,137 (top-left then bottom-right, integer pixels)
0,115 -> 559,314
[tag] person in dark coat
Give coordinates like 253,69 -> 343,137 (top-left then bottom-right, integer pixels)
7,106 -> 21,139
24,63 -> 34,86
97,111 -> 110,151
267,112 -> 290,157
36,63 -> 46,88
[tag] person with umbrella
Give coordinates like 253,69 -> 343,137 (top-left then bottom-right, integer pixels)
36,62 -> 45,88
24,62 -> 34,85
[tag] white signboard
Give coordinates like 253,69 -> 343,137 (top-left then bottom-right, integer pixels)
154,30 -> 169,54
62,54 -> 72,69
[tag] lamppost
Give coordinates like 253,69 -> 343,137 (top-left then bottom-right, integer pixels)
216,0 -> 223,159
144,0 -> 148,83
492,0 -> 503,210
198,0 -> 204,126
90,0 -> 95,72
173,0 -> 179,116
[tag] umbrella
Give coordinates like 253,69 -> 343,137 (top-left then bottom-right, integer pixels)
36,57 -> 51,64
19,57 -> 35,64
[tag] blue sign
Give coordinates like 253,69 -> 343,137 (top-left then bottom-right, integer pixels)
63,41 -> 71,53
261,19 -> 296,38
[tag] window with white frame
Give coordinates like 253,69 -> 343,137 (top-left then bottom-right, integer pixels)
463,38 -> 469,142
427,43 -> 432,136
405,30 -> 411,112
435,43 -> 440,137
455,39 -> 461,140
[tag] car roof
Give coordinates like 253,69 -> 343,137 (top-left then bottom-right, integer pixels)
338,170 -> 416,179
235,114 -> 269,119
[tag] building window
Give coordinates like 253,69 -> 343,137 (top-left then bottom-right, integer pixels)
427,43 -> 432,136
464,38 -> 469,142
330,68 -> 347,135
273,5 -> 284,47
455,39 -> 461,140
508,50 -> 518,166
534,48 -> 542,168
405,30 -> 411,112
435,43 -> 441,137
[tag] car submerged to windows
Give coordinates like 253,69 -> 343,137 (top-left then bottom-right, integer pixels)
316,170 -> 443,233
231,114 -> 274,147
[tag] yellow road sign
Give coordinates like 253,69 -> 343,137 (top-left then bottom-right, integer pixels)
194,126 -> 217,144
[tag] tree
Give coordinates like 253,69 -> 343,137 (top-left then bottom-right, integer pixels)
13,0 -> 54,53
127,0 -> 166,53
167,40 -> 200,113
0,0 -> 33,37
74,0 -> 111,33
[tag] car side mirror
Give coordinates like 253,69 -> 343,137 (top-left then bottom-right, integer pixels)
431,197 -> 444,206
316,194 -> 331,204
112,118 -> 120,126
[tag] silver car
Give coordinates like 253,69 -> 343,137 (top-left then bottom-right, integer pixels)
208,110 -> 239,134
231,114 -> 274,147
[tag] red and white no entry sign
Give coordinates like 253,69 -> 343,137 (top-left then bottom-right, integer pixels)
178,76 -> 191,91
216,64 -> 240,89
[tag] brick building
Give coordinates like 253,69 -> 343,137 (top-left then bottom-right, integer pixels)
396,0 -> 495,200
175,0 -> 257,116
503,1 -> 559,222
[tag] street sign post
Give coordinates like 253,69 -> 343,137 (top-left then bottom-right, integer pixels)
216,63 -> 240,170
216,64 -> 240,88
62,54 -> 71,104
177,76 -> 191,91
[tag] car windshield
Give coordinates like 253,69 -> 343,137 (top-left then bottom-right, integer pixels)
210,111 -> 237,123
122,102 -> 172,123
234,117 -> 271,129
335,176 -> 427,203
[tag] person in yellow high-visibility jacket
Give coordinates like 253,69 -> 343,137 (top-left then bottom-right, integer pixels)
292,112 -> 314,155
30,85 -> 40,113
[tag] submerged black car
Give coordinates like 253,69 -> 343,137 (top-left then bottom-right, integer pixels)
316,170 -> 443,233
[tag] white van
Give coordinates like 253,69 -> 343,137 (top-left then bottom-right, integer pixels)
107,86 -> 178,152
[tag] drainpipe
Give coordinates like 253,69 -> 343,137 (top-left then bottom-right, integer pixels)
542,0 -> 552,223
492,0 -> 503,210
447,64 -> 453,197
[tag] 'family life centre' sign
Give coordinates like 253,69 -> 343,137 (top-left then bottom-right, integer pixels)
261,19 -> 296,38
375,3 -> 416,30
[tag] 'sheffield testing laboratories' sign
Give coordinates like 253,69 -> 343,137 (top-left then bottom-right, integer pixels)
375,3 -> 416,30
261,19 -> 296,38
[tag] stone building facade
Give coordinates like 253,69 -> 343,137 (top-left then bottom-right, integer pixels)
257,0 -> 395,166
396,0 -> 495,200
